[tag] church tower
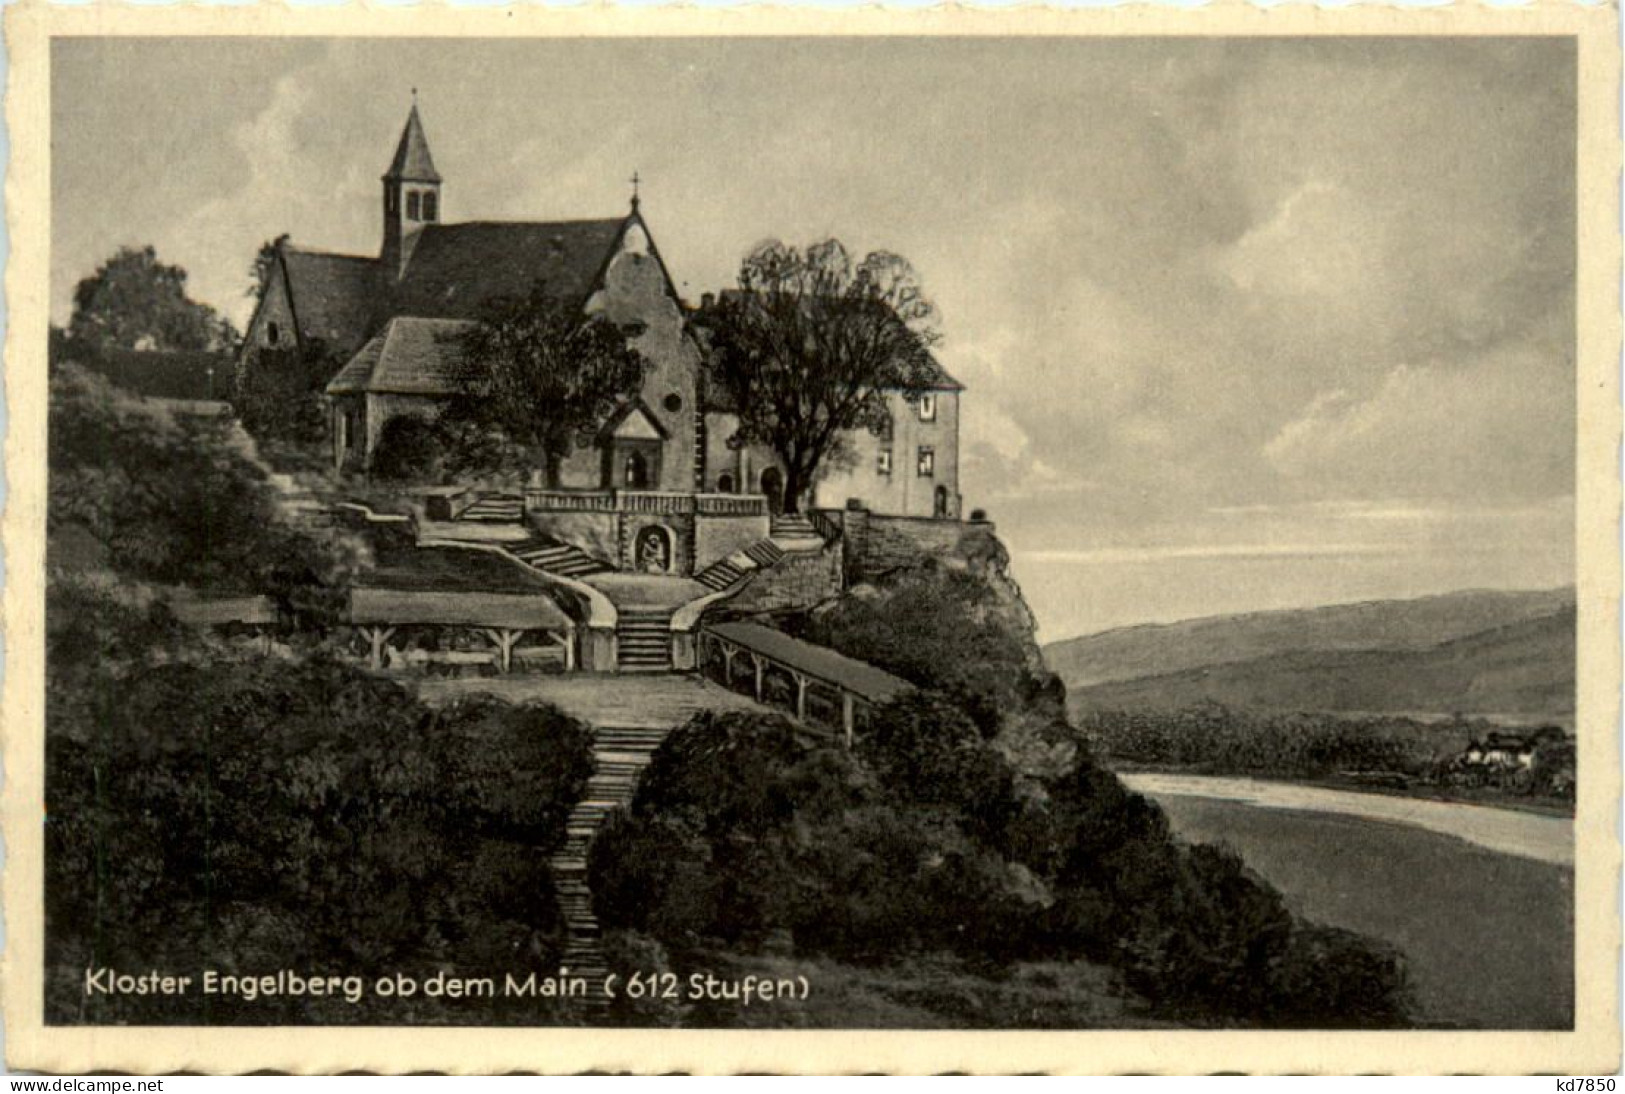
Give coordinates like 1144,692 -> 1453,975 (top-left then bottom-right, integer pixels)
381,97 -> 442,280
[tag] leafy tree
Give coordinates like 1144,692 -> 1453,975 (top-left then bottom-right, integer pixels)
449,282 -> 650,485
66,245 -> 237,353
233,335 -> 346,449
696,239 -> 942,513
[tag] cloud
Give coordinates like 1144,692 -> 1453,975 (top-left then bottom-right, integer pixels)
1262,335 -> 1572,503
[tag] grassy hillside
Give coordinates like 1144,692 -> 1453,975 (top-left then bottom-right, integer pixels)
1045,588 -> 1575,690
1066,607 -> 1574,721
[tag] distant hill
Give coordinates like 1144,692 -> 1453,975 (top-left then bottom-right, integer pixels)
1060,603 -> 1575,722
1046,588 -> 1574,688
1045,588 -> 1576,722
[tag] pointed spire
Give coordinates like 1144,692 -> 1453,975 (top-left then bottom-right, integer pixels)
629,170 -> 641,212
384,95 -> 441,183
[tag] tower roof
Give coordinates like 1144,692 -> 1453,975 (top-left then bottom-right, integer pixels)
383,103 -> 441,184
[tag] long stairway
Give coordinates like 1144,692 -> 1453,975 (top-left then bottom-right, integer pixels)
693,538 -> 787,592
616,608 -> 675,672
549,726 -> 672,1016
507,536 -> 612,579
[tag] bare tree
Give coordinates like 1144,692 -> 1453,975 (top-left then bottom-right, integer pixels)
697,239 -> 942,513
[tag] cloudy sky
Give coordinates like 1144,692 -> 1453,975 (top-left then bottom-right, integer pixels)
51,36 -> 1576,639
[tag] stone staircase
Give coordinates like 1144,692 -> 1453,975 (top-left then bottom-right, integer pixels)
769,512 -> 820,541
507,536 -> 612,579
616,608 -> 675,672
456,493 -> 524,523
550,725 -> 672,1015
693,538 -> 787,592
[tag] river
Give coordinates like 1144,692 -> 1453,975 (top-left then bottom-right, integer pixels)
1119,772 -> 1572,866
1120,772 -> 1575,1028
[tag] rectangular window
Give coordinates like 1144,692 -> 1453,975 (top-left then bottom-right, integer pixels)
877,449 -> 893,476
406,191 -> 421,220
918,393 -> 937,422
422,192 -> 438,222
917,446 -> 935,477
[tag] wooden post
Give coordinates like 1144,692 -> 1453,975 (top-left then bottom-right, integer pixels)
751,652 -> 764,702
558,626 -> 577,672
481,628 -> 522,674
841,692 -> 856,749
361,626 -> 396,670
793,673 -> 808,721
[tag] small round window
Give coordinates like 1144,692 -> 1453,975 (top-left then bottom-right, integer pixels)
663,393 -> 683,413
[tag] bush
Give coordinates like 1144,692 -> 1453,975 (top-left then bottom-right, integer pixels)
1269,925 -> 1412,1028
590,708 -> 1047,965
370,415 -> 447,482
589,697 -> 1413,1027
803,561 -> 1055,737
858,691 -> 1018,847
45,638 -> 591,1025
49,365 -> 361,625
233,340 -> 343,449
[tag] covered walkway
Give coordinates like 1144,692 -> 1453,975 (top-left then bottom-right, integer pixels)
700,621 -> 911,745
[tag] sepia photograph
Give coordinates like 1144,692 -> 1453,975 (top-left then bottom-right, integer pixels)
5,6 -> 1618,1075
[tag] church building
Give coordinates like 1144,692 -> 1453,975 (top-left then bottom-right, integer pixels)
241,101 -> 964,522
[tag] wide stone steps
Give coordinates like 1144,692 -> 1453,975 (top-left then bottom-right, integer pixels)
695,559 -> 745,591
545,722 -> 680,1017
742,539 -> 787,567
508,538 -> 611,578
691,537 -> 790,593
615,610 -> 675,673
458,494 -> 525,523
769,513 -> 817,538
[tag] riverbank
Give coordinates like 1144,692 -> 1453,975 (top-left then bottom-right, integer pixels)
1112,761 -> 1574,819
1143,792 -> 1573,1030
1119,771 -> 1572,867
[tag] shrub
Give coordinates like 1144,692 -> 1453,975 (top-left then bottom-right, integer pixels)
45,650 -> 587,1024
804,562 -> 1052,736
49,366 -> 361,624
370,415 -> 447,482
1268,925 -> 1412,1028
859,691 -> 1018,848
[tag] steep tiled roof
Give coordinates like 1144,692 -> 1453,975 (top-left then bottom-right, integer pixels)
280,248 -> 380,356
390,219 -> 625,320
325,316 -> 481,396
384,104 -> 441,183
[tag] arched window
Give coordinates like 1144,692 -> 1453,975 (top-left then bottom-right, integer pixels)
406,191 -> 421,221
717,473 -> 734,494
266,321 -> 280,346
422,192 -> 438,222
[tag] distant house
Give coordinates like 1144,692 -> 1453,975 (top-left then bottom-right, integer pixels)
1460,727 -> 1566,772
